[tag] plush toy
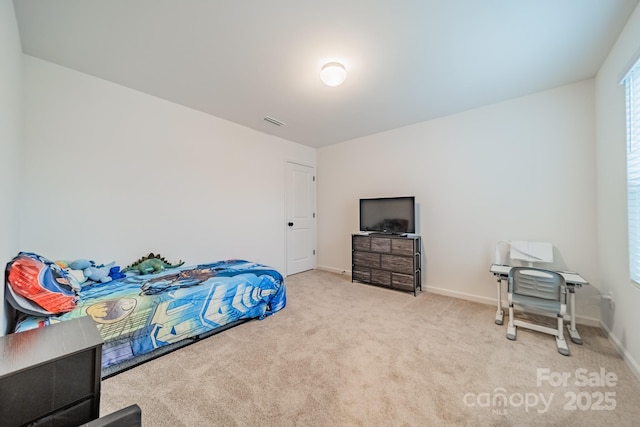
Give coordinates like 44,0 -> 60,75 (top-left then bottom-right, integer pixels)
69,259 -> 94,270
55,260 -> 69,269
55,259 -> 124,284
109,265 -> 126,281
84,262 -> 115,283
55,260 -> 87,285
123,253 -> 184,275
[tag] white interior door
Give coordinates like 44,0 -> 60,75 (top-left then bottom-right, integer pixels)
286,162 -> 316,275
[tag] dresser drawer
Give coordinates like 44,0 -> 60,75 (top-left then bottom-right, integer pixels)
31,398 -> 94,427
391,273 -> 415,291
371,237 -> 391,253
391,239 -> 415,256
352,235 -> 371,251
353,251 -> 380,268
381,254 -> 414,274
371,269 -> 391,286
1,349 -> 97,426
352,267 -> 371,283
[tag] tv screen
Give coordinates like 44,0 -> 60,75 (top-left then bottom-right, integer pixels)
359,196 -> 415,234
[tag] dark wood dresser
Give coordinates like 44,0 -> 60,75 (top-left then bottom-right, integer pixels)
0,316 -> 103,427
352,233 -> 422,295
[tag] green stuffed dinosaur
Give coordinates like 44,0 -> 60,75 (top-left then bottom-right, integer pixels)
123,253 -> 184,275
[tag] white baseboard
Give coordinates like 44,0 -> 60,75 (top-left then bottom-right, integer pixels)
315,270 -> 600,326
599,321 -> 640,382
425,284 -> 600,327
315,267 -> 638,380
316,265 -> 350,275
425,284 -> 498,306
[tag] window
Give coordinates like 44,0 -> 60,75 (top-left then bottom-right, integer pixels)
624,58 -> 640,284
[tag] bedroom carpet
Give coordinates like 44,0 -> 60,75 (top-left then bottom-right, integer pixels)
100,269 -> 640,426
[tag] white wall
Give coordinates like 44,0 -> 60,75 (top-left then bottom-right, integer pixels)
0,0 -> 23,335
7,5 -> 638,380
318,80 -> 600,322
595,3 -> 640,378
19,56 -> 315,275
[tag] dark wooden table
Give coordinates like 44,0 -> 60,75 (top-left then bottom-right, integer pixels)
0,315 -> 103,427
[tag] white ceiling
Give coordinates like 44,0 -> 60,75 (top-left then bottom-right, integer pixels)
13,0 -> 640,148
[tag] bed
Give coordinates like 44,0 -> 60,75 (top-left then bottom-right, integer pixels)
5,252 -> 286,378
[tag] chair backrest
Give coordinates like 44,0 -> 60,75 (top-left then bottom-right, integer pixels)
509,267 -> 565,301
81,404 -> 141,427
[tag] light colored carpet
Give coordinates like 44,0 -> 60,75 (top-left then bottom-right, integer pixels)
100,269 -> 640,426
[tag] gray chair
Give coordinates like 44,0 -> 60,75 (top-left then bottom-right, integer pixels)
80,404 -> 142,427
506,267 -> 569,356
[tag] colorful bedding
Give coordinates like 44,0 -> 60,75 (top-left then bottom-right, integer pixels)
8,258 -> 286,375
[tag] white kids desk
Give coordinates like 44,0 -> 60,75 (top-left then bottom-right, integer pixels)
490,264 -> 588,345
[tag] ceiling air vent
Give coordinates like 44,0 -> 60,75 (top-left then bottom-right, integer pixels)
264,116 -> 286,126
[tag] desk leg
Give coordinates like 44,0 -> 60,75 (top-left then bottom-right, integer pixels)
566,289 -> 583,345
495,277 -> 504,325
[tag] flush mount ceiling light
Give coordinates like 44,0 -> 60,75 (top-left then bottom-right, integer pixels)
320,62 -> 346,87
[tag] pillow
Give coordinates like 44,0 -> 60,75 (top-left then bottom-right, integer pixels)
5,281 -> 56,316
6,252 -> 79,314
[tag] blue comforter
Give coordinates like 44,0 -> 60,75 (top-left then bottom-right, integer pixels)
16,259 -> 286,371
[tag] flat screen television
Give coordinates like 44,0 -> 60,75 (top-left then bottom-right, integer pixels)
359,196 -> 415,234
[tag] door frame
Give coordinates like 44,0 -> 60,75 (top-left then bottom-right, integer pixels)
284,160 -> 317,276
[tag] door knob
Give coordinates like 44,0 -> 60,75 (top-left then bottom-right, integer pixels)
288,222 -> 294,227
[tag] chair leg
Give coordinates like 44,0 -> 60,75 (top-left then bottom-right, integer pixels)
506,305 -> 517,340
555,315 -> 570,356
